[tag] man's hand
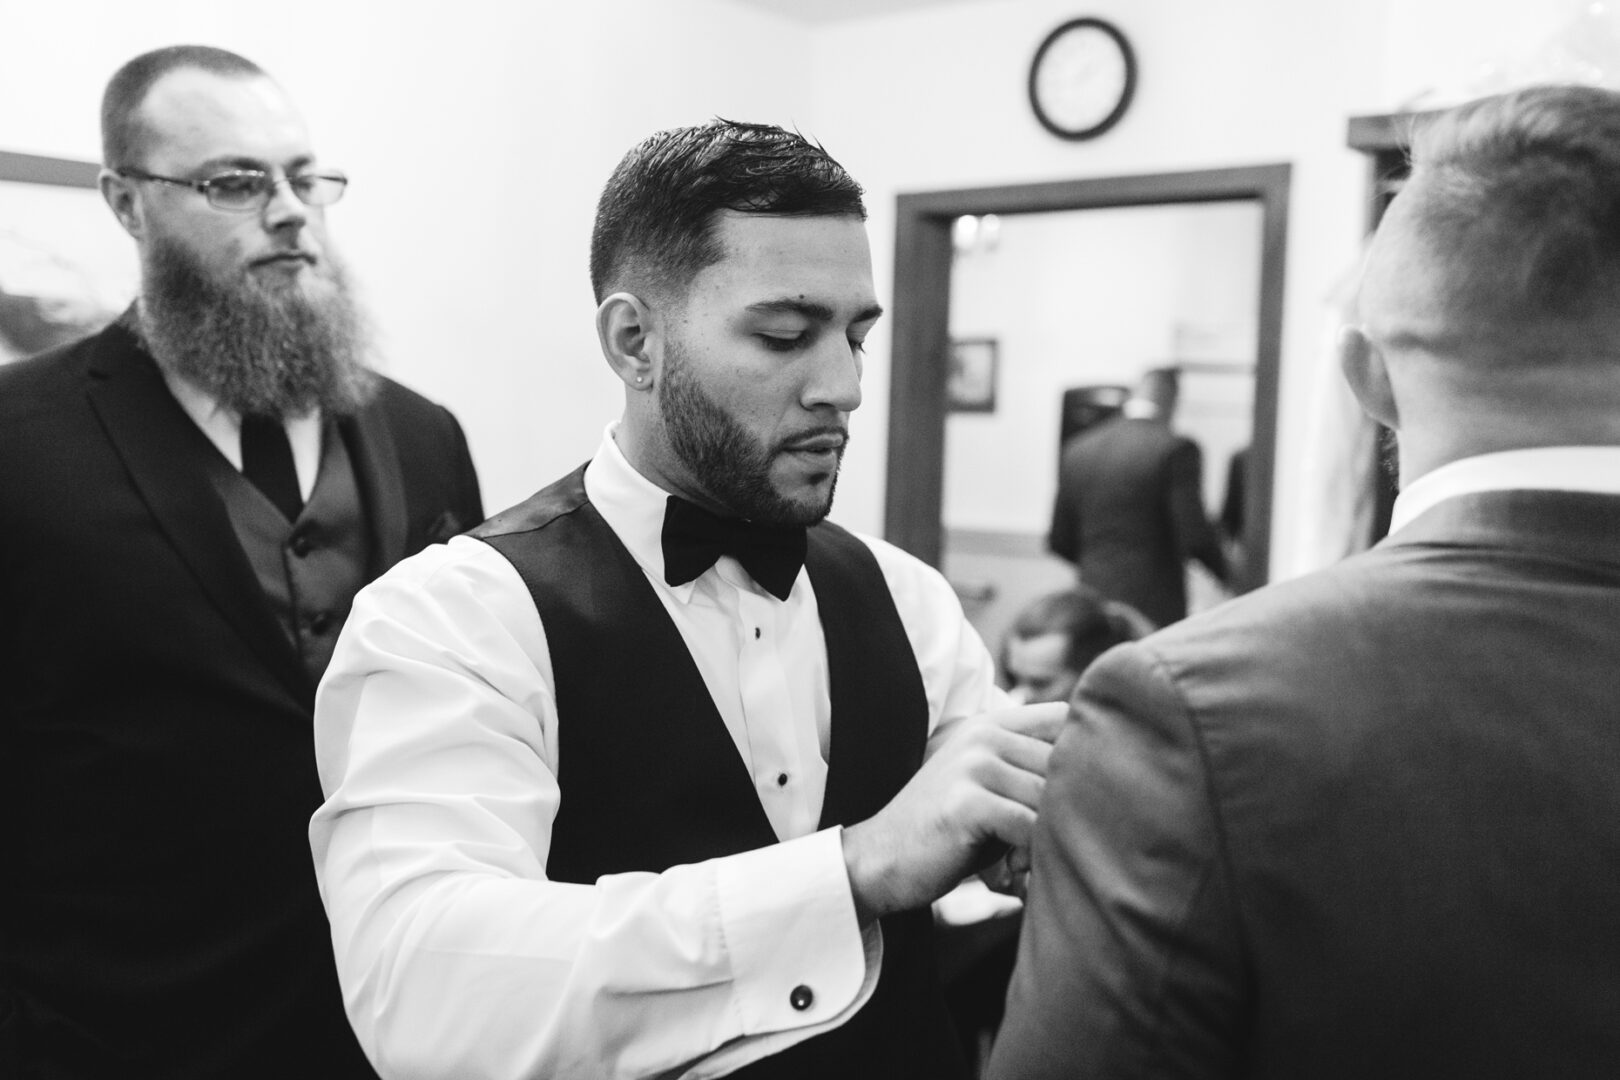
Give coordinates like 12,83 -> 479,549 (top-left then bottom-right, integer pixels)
840,702 -> 1067,924
979,843 -> 1033,900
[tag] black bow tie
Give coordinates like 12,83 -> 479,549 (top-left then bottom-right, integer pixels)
661,496 -> 807,601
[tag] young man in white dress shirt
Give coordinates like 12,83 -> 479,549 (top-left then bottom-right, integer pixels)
310,119 -> 1063,1079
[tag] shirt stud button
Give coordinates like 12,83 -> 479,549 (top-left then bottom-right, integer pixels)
789,984 -> 814,1011
754,627 -> 762,639
777,772 -> 788,787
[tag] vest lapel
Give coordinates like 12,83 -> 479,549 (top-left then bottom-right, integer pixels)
807,526 -> 929,829
84,323 -> 310,705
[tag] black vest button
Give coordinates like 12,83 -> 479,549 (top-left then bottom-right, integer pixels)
789,984 -> 813,1011
289,534 -> 313,557
309,610 -> 334,635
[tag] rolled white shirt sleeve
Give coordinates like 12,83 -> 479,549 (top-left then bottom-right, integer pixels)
309,538 -> 872,1080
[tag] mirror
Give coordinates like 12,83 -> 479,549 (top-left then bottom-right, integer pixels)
883,166 -> 1290,649
944,201 -> 1262,645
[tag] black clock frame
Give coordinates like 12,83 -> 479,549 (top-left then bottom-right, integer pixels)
1027,16 -> 1138,141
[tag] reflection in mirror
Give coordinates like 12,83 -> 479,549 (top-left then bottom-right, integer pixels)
941,202 -> 1262,652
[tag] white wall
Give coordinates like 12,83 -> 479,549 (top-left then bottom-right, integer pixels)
2,0 -> 1593,563
1382,0 -> 1609,109
0,0 -> 813,513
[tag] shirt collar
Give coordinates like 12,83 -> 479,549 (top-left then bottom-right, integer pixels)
155,366 -> 322,493
584,423 -> 701,603
1390,446 -> 1620,533
585,424 -> 807,605
160,366 -> 237,453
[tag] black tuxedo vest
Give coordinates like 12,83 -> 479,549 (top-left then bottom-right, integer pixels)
474,465 -> 968,1079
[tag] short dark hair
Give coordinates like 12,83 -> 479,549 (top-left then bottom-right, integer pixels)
102,45 -> 266,168
1004,586 -> 1148,675
1400,84 -> 1620,326
589,118 -> 867,303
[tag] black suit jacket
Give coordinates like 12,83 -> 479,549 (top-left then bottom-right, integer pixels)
994,488 -> 1620,1080
0,320 -> 482,1078
1048,415 -> 1227,627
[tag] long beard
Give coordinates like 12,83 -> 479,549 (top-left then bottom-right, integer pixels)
137,234 -> 377,417
660,338 -> 840,527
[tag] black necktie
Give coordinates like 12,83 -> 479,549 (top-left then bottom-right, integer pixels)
661,496 -> 807,601
240,413 -> 303,522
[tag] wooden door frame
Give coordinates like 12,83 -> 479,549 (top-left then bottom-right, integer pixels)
882,163 -> 1291,592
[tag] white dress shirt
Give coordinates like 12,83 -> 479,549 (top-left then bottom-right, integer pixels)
159,366 -> 322,500
1389,446 -> 1620,533
309,426 -> 1005,1080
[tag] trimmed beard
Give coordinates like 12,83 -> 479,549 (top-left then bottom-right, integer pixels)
659,336 -> 841,527
137,232 -> 377,417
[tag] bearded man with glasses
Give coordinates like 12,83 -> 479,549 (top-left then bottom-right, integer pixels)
0,45 -> 482,1078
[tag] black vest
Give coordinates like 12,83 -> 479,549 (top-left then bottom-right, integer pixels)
474,465 -> 967,1080
204,421 -> 372,684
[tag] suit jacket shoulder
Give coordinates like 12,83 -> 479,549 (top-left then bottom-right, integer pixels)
350,373 -> 485,547
1003,487 -> 1620,1079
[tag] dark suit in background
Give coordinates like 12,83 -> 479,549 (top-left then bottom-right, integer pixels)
994,489 -> 1620,1078
1048,412 -> 1226,627
0,320 -> 482,1076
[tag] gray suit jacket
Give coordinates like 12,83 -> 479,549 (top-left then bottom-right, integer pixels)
994,488 -> 1620,1079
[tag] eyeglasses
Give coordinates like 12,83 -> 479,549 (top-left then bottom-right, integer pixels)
116,167 -> 348,212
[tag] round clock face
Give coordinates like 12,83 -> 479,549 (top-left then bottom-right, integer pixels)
1029,17 -> 1137,141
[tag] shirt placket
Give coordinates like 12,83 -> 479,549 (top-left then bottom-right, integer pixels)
726,567 -> 817,842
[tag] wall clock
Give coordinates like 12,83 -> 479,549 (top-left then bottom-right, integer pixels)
1028,17 -> 1137,141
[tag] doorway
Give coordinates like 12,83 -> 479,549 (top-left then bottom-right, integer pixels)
881,165 -> 1290,647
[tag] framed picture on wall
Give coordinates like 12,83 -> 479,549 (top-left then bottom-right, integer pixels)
0,150 -> 136,364
946,337 -> 998,412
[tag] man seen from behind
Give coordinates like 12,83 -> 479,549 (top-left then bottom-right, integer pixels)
992,83 -> 1620,1080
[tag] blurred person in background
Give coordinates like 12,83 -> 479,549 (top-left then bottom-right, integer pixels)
1049,366 -> 1228,627
0,45 -> 480,1077
1000,585 -> 1155,705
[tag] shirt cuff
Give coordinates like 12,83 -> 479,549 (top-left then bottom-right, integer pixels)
716,826 -> 870,1034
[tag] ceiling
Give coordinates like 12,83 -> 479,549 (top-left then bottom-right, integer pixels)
724,0 -> 986,25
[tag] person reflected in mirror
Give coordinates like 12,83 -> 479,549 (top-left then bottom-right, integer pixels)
1048,366 -> 1229,627
1218,443 -> 1250,582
